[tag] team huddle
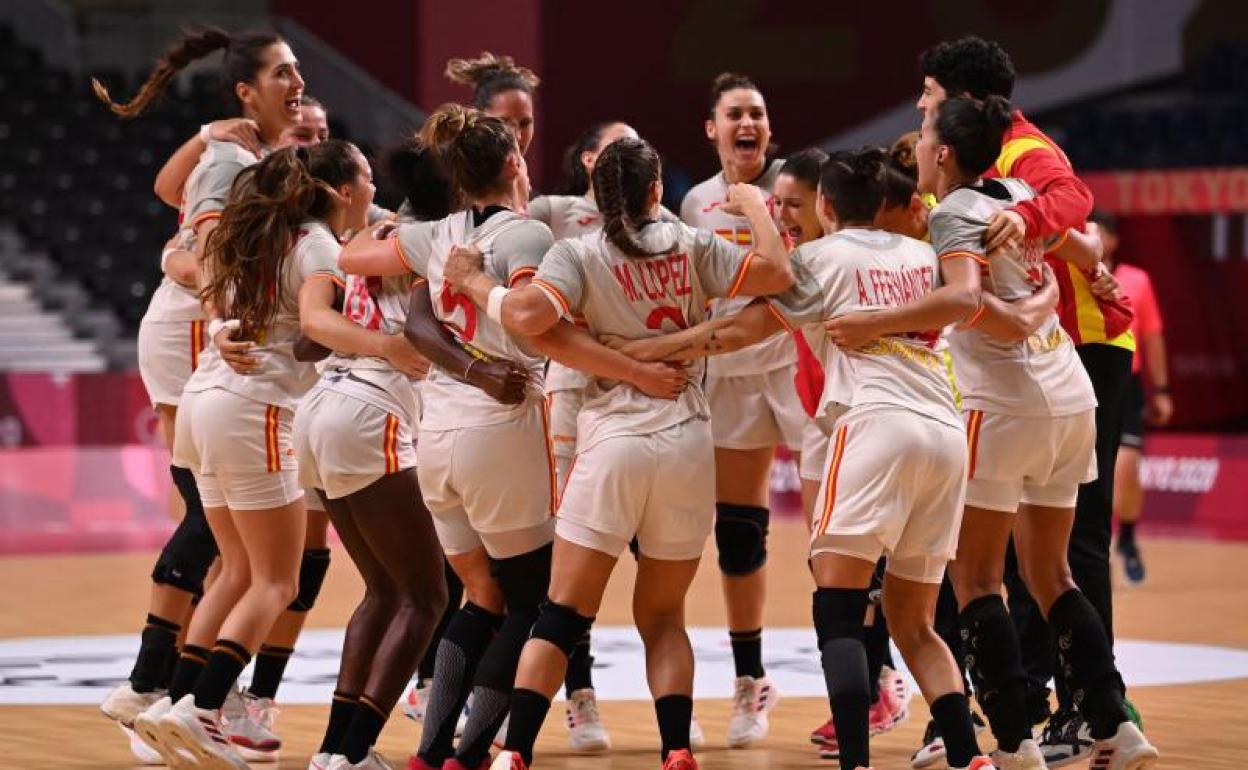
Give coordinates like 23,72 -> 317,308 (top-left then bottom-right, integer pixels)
91,28 -> 1160,770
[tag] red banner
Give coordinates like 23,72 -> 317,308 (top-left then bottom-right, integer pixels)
1133,433 -> 1248,540
1083,168 -> 1248,215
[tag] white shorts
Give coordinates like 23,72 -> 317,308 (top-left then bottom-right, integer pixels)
800,419 -> 831,482
810,407 -> 967,584
707,365 -> 807,451
546,386 -> 584,462
173,388 -> 303,511
964,409 -> 1097,512
137,318 -> 207,407
558,418 -> 714,561
416,402 -> 555,559
294,374 -> 418,500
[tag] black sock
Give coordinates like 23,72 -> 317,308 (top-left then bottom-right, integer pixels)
247,644 -> 293,700
168,644 -> 210,702
814,587 -> 871,770
504,688 -> 552,765
1118,521 -> 1136,546
864,605 -> 889,704
129,613 -> 181,693
419,560 -> 464,686
729,628 -> 765,679
959,595 -> 1031,753
1047,589 -> 1128,740
930,692 -> 980,767
194,639 -> 252,710
318,691 -> 358,756
654,694 -> 693,761
564,632 -> 594,695
341,695 -> 388,763
416,603 -> 504,765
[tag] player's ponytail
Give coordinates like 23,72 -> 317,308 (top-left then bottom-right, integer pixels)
202,140 -> 360,339
445,51 -> 540,110
593,137 -> 670,259
934,95 -> 1014,178
92,27 -> 283,119
419,103 -> 516,199
819,146 -> 890,223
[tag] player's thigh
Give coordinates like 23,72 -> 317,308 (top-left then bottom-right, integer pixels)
637,419 -> 716,562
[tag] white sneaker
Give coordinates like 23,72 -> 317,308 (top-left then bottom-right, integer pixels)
328,749 -> 395,769
133,696 -> 190,769
726,675 -> 779,748
493,713 -> 510,749
689,714 -> 706,749
101,682 -> 163,727
565,688 -> 611,752
1089,721 -> 1159,770
488,749 -> 527,770
224,687 -> 281,761
403,681 -> 431,722
990,738 -> 1048,770
118,723 -> 164,765
309,752 -> 334,770
158,693 -> 251,770
880,665 -> 912,710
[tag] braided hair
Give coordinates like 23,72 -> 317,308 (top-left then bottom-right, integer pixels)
592,137 -> 671,259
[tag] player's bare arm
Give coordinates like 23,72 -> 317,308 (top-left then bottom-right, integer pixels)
601,300 -> 782,363
298,275 -> 429,379
975,263 -> 1060,343
337,221 -> 410,277
402,280 -> 529,405
825,253 -> 982,349
153,119 -> 262,208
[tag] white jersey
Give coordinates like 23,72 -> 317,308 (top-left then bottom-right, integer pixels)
932,179 -> 1096,417
530,194 -> 680,392
146,141 -> 261,323
396,208 -> 554,430
185,220 -> 342,409
680,158 -> 795,376
531,220 -> 753,452
769,228 -> 962,430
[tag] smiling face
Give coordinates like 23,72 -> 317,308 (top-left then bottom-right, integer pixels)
235,42 -> 304,143
486,88 -> 536,155
706,87 -> 770,180
280,103 -> 328,147
774,172 -> 822,245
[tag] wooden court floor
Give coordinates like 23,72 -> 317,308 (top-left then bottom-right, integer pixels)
1,522 -> 1245,769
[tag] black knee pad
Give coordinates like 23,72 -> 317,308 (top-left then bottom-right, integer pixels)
151,477 -> 218,595
490,543 -> 552,612
714,503 -> 769,576
812,587 -> 870,650
530,599 -> 596,657
288,548 -> 331,611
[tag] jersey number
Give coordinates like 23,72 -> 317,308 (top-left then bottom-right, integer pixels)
440,283 -> 478,341
645,305 -> 688,331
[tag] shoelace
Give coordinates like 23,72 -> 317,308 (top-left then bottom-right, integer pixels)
1042,710 -> 1080,746
732,680 -> 755,711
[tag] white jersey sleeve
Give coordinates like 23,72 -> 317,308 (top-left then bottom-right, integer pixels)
395,221 -> 437,277
183,141 -> 257,229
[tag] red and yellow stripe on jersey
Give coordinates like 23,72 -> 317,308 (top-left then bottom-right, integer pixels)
984,115 -> 1134,351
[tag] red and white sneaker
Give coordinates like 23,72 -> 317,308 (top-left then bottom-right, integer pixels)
1088,721 -> 1159,770
662,748 -> 698,770
879,665 -> 912,713
403,681 -> 431,722
811,715 -> 836,745
224,687 -> 281,762
158,693 -> 250,769
487,749 -> 529,770
951,758 -> 996,770
869,685 -> 908,736
133,696 -> 191,770
727,675 -> 780,747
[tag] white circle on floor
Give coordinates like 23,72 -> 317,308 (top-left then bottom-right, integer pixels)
1,626 -> 1245,705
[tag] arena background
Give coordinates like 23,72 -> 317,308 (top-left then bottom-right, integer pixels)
0,0 -> 1246,768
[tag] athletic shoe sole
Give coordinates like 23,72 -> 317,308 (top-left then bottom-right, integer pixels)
159,714 -> 240,770
133,712 -> 193,770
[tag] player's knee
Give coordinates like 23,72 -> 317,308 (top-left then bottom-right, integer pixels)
715,503 -> 769,576
492,543 -> 552,612
531,599 -> 595,658
288,548 -> 331,612
812,586 -> 870,649
150,505 -> 219,595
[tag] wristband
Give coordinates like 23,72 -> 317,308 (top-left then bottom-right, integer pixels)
199,123 -> 212,143
486,285 -> 510,325
208,318 -> 239,341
